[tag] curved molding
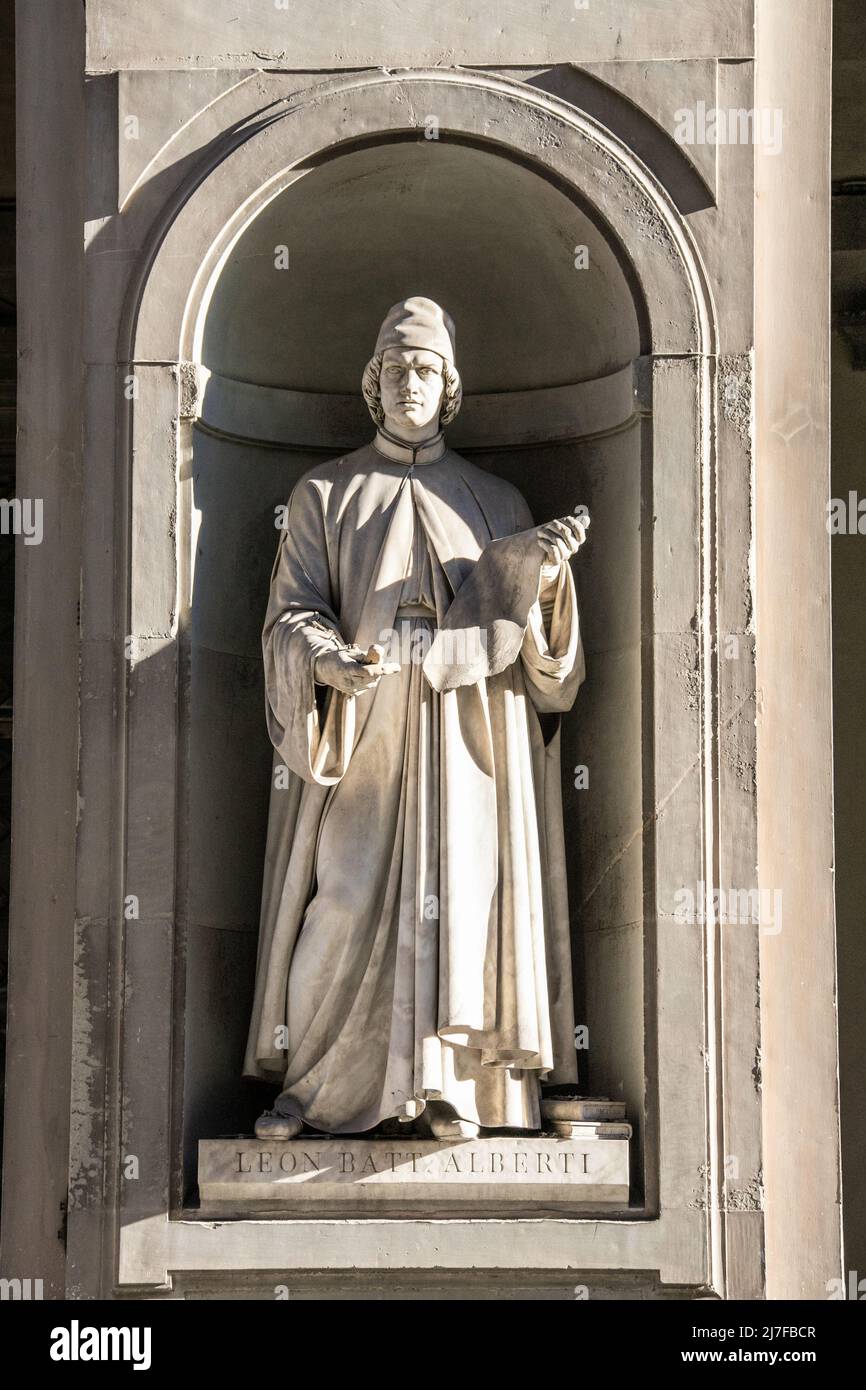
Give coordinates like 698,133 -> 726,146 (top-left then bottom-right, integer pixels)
543,64 -> 717,210
196,363 -> 639,452
113,63 -> 730,1295
122,68 -> 716,366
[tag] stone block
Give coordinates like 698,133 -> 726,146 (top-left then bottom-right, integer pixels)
198,1133 -> 631,1211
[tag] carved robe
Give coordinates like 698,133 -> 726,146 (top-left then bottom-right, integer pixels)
243,435 -> 584,1131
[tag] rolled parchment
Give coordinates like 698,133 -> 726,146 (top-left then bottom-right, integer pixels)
423,509 -> 589,693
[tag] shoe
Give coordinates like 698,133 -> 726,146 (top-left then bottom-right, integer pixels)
429,1116 -> 480,1139
254,1110 -> 302,1141
423,1105 -> 480,1140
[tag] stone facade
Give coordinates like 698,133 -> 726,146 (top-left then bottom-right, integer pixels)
0,0 -> 840,1300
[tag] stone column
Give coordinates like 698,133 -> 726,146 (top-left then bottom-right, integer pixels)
755,0 -> 841,1299
0,0 -> 86,1295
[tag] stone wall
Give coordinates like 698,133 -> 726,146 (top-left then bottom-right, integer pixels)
0,0 -> 840,1301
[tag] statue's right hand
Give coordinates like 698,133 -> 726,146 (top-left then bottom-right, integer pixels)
313,645 -> 399,695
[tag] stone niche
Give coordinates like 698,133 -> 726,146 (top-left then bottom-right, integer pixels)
72,43 -> 761,1297
182,135 -> 646,1200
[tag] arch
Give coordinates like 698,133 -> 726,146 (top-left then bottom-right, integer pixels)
121,68 -> 716,365
114,65 -> 725,1289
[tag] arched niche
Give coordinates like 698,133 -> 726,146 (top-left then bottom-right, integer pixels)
184,131 -> 647,1186
118,69 -> 719,1285
198,138 -> 641,391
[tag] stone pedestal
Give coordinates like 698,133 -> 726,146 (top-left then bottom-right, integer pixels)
198,1131 -> 631,1214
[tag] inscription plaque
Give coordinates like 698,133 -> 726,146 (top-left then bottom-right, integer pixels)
198,1131 -> 631,1210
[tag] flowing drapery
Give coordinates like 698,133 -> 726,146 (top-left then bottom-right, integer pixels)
243,444 -> 584,1131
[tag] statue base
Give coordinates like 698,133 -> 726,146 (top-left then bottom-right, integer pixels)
197,1127 -> 631,1214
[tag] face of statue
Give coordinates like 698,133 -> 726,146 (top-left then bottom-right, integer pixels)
379,347 -> 445,440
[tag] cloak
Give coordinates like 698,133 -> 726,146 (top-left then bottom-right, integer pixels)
243,440 -> 585,1131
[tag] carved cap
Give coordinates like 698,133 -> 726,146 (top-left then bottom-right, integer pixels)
374,297 -> 456,366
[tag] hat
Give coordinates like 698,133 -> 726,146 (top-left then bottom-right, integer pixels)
374,297 -> 456,366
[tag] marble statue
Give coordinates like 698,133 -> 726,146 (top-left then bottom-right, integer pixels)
244,297 -> 589,1140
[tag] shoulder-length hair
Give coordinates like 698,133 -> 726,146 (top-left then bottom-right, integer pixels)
361,353 -> 463,428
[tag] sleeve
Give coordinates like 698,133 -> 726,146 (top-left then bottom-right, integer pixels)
263,476 -> 355,784
510,487 -> 585,713
519,559 -> 586,713
422,479 -> 585,711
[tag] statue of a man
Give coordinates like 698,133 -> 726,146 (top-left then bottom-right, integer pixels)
244,297 -> 588,1140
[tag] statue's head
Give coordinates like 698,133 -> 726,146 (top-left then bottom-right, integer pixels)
362,297 -> 463,438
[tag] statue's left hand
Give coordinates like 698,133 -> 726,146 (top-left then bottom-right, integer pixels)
537,512 -> 590,576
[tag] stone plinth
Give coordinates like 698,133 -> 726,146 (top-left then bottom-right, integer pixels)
198,1131 -> 631,1212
